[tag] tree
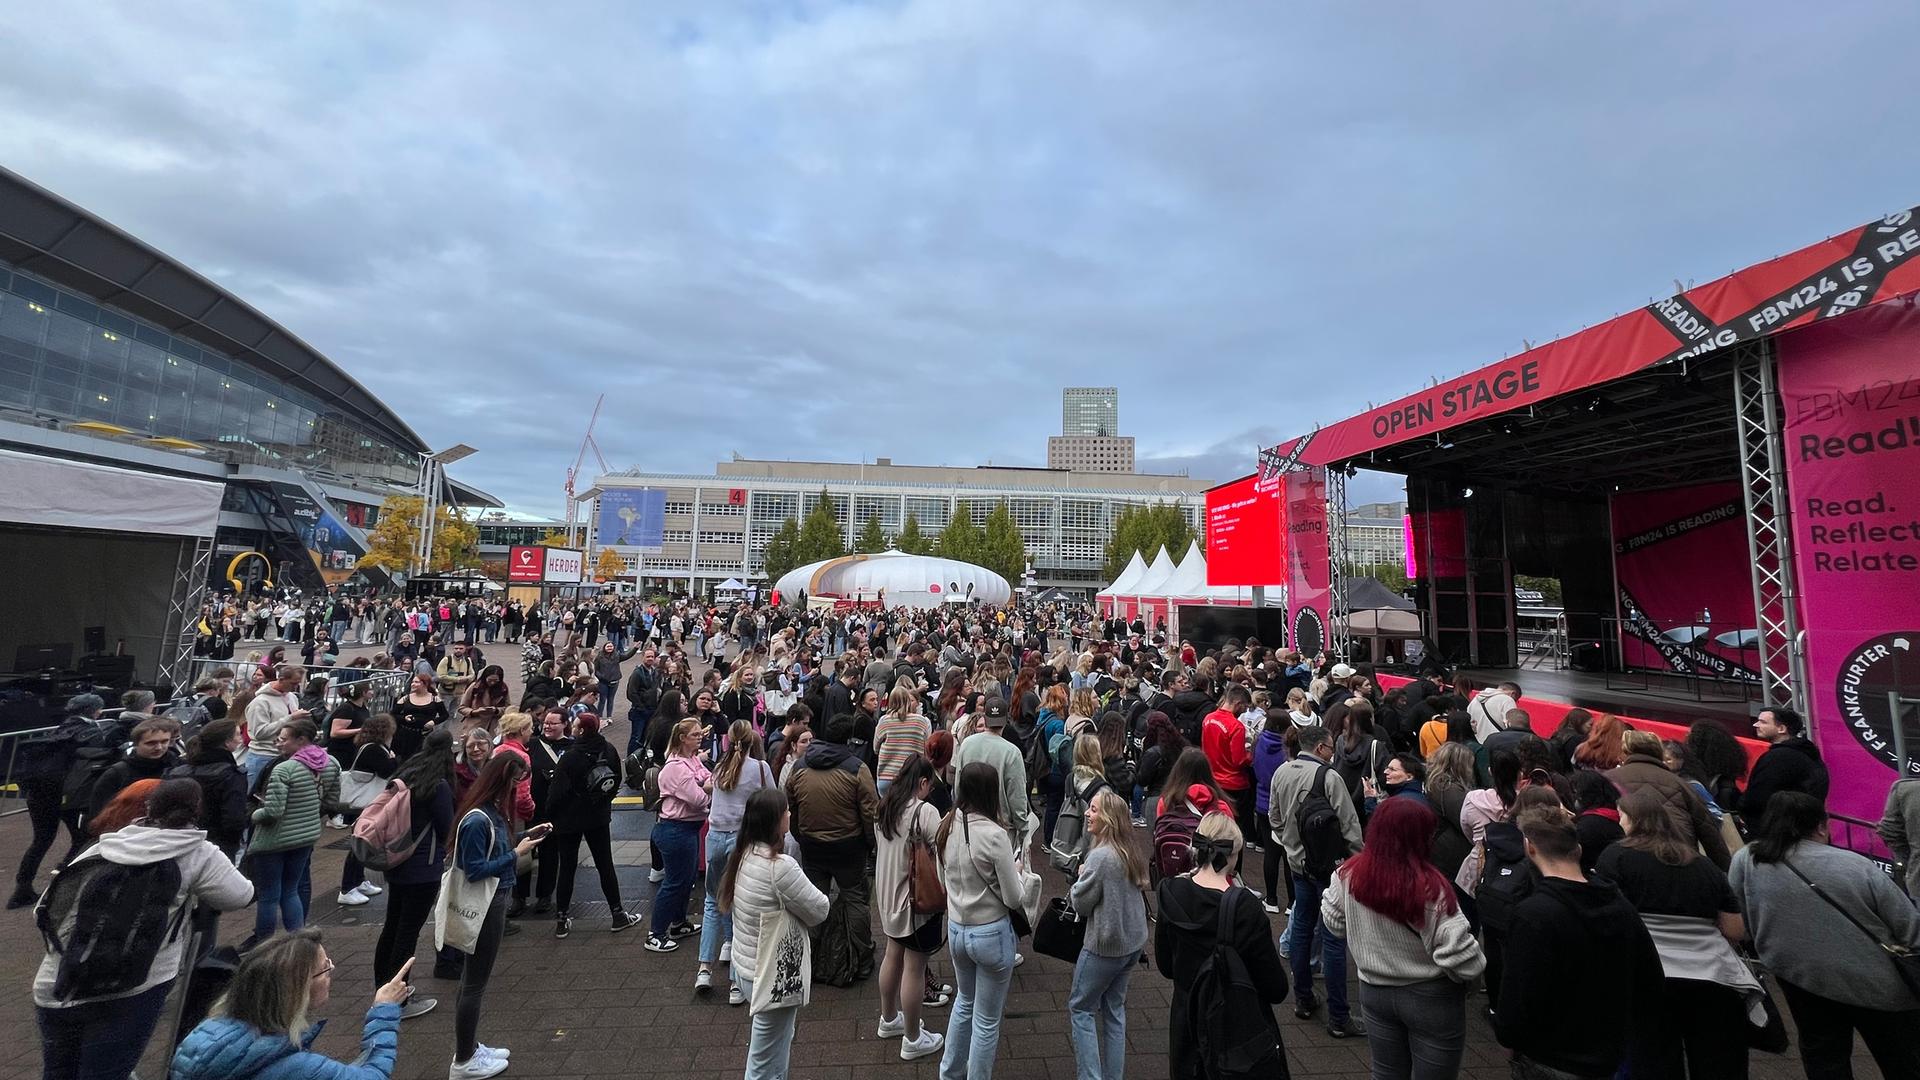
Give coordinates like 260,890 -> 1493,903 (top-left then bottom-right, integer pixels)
937,501 -> 983,565
761,517 -> 802,585
895,513 -> 931,555
595,547 -> 628,582
536,529 -> 571,547
979,501 -> 1027,584
1103,502 -> 1195,580
1514,574 -> 1563,606
855,514 -> 887,554
361,495 -> 481,573
795,494 -> 847,566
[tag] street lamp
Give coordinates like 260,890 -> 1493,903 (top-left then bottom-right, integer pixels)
414,443 -> 479,576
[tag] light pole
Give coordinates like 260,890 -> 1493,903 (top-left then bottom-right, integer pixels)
414,443 -> 477,576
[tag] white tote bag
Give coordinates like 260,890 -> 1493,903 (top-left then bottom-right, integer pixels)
750,903 -> 812,1015
433,810 -> 499,953
337,746 -> 386,810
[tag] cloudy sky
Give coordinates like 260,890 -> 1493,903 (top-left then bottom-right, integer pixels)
4,3 -> 1916,513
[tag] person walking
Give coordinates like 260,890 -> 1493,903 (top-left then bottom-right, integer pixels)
873,755 -> 948,1059
720,788 -> 830,1080
245,719 -> 339,946
1321,797 -> 1485,1079
545,712 -> 644,939
448,754 -> 547,1079
1731,791 -> 1920,1079
649,718 -> 712,952
697,721 -> 776,1001
1068,789 -> 1150,1080
371,726 -> 456,1017
9,694 -> 105,908
1268,724 -> 1365,1037
938,761 -> 1040,1080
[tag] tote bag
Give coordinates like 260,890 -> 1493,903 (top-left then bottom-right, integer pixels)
433,810 -> 499,953
337,746 -> 386,810
750,903 -> 812,1014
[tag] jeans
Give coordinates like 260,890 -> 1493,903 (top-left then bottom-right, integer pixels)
455,892 -> 508,1063
700,829 -> 739,966
373,879 -> 440,986
1068,948 -> 1135,1080
597,679 -> 616,718
1779,977 -> 1920,1080
555,822 -> 627,916
650,818 -> 702,935
737,974 -> 801,1080
941,916 -> 1016,1080
330,620 -> 349,646
36,980 -> 172,1080
242,750 -> 277,791
251,846 -> 311,939
626,706 -> 653,755
1358,976 -> 1467,1079
1288,874 -> 1349,1022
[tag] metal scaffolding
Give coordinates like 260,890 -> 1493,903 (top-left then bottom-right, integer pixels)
1326,467 -> 1353,662
156,534 -> 214,691
1733,343 -> 1805,709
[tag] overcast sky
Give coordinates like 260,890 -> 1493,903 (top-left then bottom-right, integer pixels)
4,3 -> 1916,514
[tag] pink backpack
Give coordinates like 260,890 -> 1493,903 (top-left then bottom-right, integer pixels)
349,780 -> 426,871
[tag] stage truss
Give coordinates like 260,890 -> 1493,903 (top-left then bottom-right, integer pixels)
1733,343 -> 1805,709
156,534 -> 214,692
1326,467 -> 1353,661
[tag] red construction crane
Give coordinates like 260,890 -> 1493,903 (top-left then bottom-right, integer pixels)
564,393 -> 610,544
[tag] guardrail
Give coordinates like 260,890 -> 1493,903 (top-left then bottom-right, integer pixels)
178,660 -> 412,717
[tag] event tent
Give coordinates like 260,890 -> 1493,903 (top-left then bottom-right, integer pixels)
1127,546 -> 1178,625
1097,551 -> 1148,616
771,550 -> 1011,609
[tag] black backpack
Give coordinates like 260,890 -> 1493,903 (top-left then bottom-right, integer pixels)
585,748 -> 621,804
35,853 -> 187,1000
1188,887 -> 1288,1080
1475,819 -> 1537,934
1293,764 -> 1344,884
61,743 -> 122,814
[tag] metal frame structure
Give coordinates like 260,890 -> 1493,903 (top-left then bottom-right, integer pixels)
156,534 -> 214,690
1326,467 -> 1354,661
1732,343 -> 1805,709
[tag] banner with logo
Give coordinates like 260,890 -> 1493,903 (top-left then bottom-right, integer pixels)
1609,482 -> 1761,682
507,545 -> 547,583
1205,472 -> 1284,586
595,488 -> 666,553
1779,301 -> 1920,822
267,481 -> 364,586
1284,467 -> 1328,655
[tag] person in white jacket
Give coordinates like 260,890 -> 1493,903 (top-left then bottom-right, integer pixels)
720,787 -> 829,1080
33,778 -> 254,1080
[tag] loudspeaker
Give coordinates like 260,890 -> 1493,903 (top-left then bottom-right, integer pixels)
83,626 -> 107,655
1569,642 -> 1605,673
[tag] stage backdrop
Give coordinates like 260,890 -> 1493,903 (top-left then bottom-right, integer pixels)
1609,482 -> 1761,682
1780,300 -> 1920,827
1284,467 -> 1328,656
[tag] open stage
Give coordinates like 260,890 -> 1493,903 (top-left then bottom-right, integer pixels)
1434,666 -> 1762,735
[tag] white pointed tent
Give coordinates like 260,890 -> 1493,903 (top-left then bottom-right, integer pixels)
1096,550 -> 1148,615
1163,541 -> 1211,600
1126,545 -> 1178,627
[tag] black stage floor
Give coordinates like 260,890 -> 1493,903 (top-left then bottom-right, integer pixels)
1449,666 -> 1763,733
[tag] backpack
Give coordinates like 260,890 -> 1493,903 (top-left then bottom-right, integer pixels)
1187,887 -> 1287,1080
1294,764 -> 1344,884
1047,775 -> 1109,874
1048,728 -> 1075,780
349,779 -> 427,871
1152,801 -> 1203,882
35,853 -> 187,1000
585,749 -> 621,804
61,742 -> 123,814
1474,819 -> 1537,934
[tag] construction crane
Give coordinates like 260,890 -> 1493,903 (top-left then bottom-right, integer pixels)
564,393 -> 610,547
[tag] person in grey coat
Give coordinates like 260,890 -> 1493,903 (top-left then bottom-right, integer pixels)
1731,792 -> 1920,1079
1067,789 -> 1151,1080
1876,777 -> 1920,898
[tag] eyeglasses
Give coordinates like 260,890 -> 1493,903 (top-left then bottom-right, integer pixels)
311,962 -> 335,981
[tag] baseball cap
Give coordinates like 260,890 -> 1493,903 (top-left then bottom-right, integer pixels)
1329,663 -> 1357,680
982,697 -> 1010,726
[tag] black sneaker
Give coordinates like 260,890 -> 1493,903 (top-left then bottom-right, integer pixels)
1294,995 -> 1320,1021
668,920 -> 700,939
611,911 -> 642,933
1327,1016 -> 1366,1039
645,933 -> 679,953
502,920 -> 522,937
554,916 -> 572,939
6,884 -> 38,910
531,898 -> 552,915
506,898 -> 526,919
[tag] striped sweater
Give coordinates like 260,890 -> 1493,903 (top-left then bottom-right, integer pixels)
873,714 -> 931,785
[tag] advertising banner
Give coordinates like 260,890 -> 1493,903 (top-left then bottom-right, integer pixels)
267,481 -> 365,586
1284,467 -> 1329,655
1608,482 -> 1761,682
1779,301 -> 1920,822
543,547 -> 585,584
1205,473 -> 1284,586
507,545 -> 547,583
1260,207 -> 1920,475
595,488 -> 666,553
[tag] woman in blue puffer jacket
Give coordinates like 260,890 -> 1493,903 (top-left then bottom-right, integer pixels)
171,929 -> 411,1080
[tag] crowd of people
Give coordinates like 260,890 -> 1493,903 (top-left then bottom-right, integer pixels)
16,591 -> 1920,1080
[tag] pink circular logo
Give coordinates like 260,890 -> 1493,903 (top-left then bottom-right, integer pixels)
928,583 -> 942,594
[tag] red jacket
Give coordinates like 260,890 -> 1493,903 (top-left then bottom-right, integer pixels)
1201,708 -> 1252,791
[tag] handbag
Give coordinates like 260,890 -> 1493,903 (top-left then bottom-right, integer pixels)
908,810 -> 947,916
750,902 -> 812,1014
1032,896 -> 1086,963
1742,956 -> 1791,1054
1782,856 -> 1920,998
337,746 -> 386,811
434,810 -> 500,953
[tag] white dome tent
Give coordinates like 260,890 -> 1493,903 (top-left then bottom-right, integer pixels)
772,550 -> 1011,610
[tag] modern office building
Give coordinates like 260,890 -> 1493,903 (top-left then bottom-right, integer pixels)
1048,386 -> 1134,472
590,456 -> 1209,595
0,166 -> 493,687
1061,386 -> 1119,436
1347,500 -> 1409,567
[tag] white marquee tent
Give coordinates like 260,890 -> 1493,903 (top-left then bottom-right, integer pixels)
772,551 -> 1011,609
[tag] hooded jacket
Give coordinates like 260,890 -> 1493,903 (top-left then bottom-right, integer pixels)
1153,880 -> 1287,1076
1494,876 -> 1661,1076
784,740 -> 878,847
249,746 -> 340,854
546,732 -> 620,833
89,747 -> 182,819
1742,736 -> 1830,827
170,1002 -> 400,1080
1608,753 -> 1731,870
33,823 -> 252,1008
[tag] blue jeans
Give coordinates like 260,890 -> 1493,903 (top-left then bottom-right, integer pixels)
1288,874 -> 1348,1022
700,828 -> 738,967
626,706 -> 653,755
650,818 -> 701,935
242,750 -> 276,791
736,974 -> 800,1080
1069,949 -> 1135,1080
36,980 -> 172,1080
597,680 -> 616,719
941,916 -> 1016,1080
251,846 -> 311,939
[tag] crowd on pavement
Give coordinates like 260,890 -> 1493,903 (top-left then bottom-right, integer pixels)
16,588 -> 1920,1080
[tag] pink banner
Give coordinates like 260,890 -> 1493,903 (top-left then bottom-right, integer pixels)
1609,482 -> 1761,681
1284,467 -> 1329,655
1779,300 -> 1920,825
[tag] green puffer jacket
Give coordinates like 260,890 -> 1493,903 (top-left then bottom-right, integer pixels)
249,747 -> 340,854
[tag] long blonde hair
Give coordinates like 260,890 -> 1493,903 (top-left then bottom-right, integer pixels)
1086,790 -> 1147,888
215,928 -> 325,1041
1069,687 -> 1100,720
887,684 -> 919,718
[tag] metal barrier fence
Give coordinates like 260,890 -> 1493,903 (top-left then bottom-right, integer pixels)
177,660 -> 413,717
0,718 -> 118,819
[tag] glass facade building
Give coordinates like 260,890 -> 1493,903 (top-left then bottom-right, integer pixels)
1061,386 -> 1119,437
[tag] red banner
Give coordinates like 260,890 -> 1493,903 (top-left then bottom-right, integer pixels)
1205,473 -> 1284,586
1609,482 -> 1760,681
1284,467 -> 1329,655
507,545 -> 546,583
1263,207 -> 1920,471
1779,300 -> 1920,823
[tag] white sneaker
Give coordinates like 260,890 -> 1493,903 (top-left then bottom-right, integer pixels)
877,1013 -> 906,1038
648,867 -> 665,883
475,1045 -> 510,1060
728,984 -> 746,1006
1013,951 -> 1025,968
695,969 -> 713,995
449,1055 -> 508,1080
901,1029 -> 945,1061
358,881 -> 384,896
719,941 -> 731,963
337,887 -> 370,907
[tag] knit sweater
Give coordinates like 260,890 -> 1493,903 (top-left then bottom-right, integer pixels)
728,844 -> 829,976
248,749 -> 340,854
1320,868 -> 1485,987
873,713 -> 931,785
941,811 -> 1036,926
1731,840 -> 1920,1012
1069,844 -> 1149,957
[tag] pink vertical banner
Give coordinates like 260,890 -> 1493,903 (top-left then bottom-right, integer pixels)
1285,467 -> 1329,655
1779,301 -> 1920,825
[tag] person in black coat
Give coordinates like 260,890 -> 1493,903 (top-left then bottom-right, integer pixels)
510,707 -> 573,916
8,695 -> 106,908
169,718 -> 251,859
1743,707 -> 1830,828
545,713 -> 640,935
86,717 -> 182,822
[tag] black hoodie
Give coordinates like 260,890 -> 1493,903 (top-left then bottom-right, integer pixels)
1494,876 -> 1661,1076
1154,879 -> 1288,1080
1742,736 -> 1830,826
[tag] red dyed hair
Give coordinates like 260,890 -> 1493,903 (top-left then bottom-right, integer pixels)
1574,713 -> 1628,771
1340,797 -> 1456,927
573,711 -> 603,736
